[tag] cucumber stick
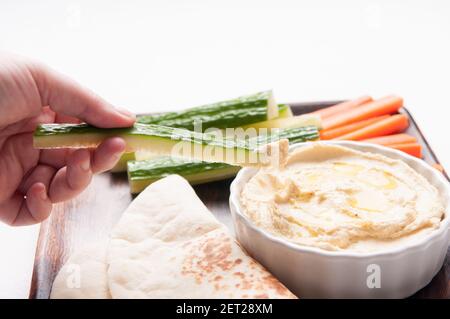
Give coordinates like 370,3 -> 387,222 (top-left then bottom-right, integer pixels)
137,103 -> 288,130
136,90 -> 278,131
277,104 -> 293,118
128,158 -> 240,194
242,114 -> 322,130
112,104 -> 293,173
34,123 -> 266,166
128,126 -> 319,193
110,152 -> 136,173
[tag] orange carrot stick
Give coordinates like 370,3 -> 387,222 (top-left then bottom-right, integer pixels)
362,133 -> 417,146
388,143 -> 422,158
312,95 -> 373,120
320,115 -> 389,140
432,163 -> 445,173
334,114 -> 409,141
322,95 -> 403,130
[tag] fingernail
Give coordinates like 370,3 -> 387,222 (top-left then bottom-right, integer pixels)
81,158 -> 90,171
115,106 -> 135,119
39,184 -> 48,200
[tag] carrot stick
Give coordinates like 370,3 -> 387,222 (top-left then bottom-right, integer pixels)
312,95 -> 373,120
388,143 -> 422,158
322,95 -> 403,130
334,114 -> 409,141
432,163 -> 445,173
320,115 -> 388,140
362,133 -> 417,146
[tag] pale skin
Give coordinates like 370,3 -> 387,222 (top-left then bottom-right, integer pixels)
0,55 -> 136,226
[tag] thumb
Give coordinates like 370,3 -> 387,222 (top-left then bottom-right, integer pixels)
28,61 -> 135,128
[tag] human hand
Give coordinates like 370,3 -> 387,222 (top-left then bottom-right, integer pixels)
0,54 -> 135,226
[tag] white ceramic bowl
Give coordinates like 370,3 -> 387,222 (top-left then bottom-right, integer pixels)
229,141 -> 450,298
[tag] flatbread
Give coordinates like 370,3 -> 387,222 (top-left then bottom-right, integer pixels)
50,243 -> 110,299
107,175 -> 295,298
51,175 -> 295,299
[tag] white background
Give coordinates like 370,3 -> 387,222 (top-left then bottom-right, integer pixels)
0,0 -> 449,298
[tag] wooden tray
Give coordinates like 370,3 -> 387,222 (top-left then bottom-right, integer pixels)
29,101 -> 450,299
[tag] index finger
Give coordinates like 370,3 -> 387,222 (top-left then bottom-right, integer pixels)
28,62 -> 136,128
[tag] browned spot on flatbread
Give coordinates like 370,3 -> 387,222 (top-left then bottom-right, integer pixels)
199,237 -> 233,273
181,254 -> 203,284
262,274 -> 292,296
241,279 -> 252,290
181,230 -> 235,285
254,293 -> 269,299
233,271 -> 245,279
180,229 -> 295,298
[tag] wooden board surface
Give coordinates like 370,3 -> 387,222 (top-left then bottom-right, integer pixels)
29,101 -> 450,299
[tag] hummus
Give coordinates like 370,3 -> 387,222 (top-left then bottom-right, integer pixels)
240,143 -> 445,252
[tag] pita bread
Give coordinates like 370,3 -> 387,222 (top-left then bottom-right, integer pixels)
50,243 -> 110,299
107,175 -> 295,298
52,175 -> 295,299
